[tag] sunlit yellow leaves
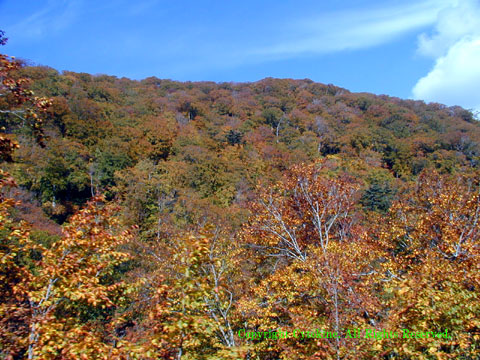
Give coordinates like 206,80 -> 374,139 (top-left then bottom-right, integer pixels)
377,170 -> 480,359
124,226 -> 241,359
0,190 -> 133,359
240,159 -> 384,359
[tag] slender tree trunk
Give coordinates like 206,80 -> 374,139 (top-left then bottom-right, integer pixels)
89,164 -> 96,197
27,320 -> 37,360
275,118 -> 283,143
333,276 -> 340,360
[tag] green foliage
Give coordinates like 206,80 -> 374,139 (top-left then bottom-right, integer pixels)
13,138 -> 90,221
261,107 -> 283,127
360,181 -> 395,212
360,172 -> 396,212
225,129 -> 243,145
94,146 -> 132,190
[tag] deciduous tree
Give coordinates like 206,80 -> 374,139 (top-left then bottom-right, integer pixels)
241,160 -> 383,359
377,170 -> 480,358
0,190 -> 132,359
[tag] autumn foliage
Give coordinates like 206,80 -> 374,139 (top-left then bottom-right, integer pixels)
377,171 -> 480,358
1,31 -> 480,358
0,187 -> 132,359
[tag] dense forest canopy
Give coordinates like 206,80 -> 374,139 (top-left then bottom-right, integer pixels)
1,38 -> 480,359
5,65 -> 480,224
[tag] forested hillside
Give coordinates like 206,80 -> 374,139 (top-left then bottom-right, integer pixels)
1,42 -> 480,359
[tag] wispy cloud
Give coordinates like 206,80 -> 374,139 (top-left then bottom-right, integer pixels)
412,0 -> 480,112
7,0 -> 81,40
126,0 -> 160,16
249,0 -> 455,60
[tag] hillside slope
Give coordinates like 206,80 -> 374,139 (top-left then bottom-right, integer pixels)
7,66 -> 480,230
2,60 -> 480,359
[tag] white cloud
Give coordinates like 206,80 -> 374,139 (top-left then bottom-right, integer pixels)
417,0 -> 480,57
413,38 -> 480,112
412,0 -> 480,113
251,0 -> 455,59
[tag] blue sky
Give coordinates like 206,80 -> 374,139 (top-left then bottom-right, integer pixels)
1,0 -> 479,112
